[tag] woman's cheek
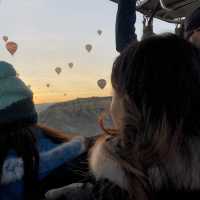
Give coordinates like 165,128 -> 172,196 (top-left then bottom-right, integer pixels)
110,98 -> 123,129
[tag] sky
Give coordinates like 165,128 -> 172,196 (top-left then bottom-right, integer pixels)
0,0 -> 175,104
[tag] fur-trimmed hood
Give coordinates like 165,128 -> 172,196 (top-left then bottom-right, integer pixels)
89,135 -> 128,190
89,134 -> 200,192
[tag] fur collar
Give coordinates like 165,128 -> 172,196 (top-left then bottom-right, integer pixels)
89,134 -> 200,192
89,135 -> 128,190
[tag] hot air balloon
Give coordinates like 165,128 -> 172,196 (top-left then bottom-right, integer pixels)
55,67 -> 62,75
64,93 -> 67,96
85,44 -> 92,53
68,62 -> 74,69
97,30 -> 102,35
6,41 -> 18,55
97,79 -> 107,89
3,36 -> 8,42
46,84 -> 50,88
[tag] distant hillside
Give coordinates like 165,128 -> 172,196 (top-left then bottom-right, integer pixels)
35,103 -> 54,113
38,97 -> 113,137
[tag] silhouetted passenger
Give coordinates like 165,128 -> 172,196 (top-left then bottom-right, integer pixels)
0,61 -> 87,200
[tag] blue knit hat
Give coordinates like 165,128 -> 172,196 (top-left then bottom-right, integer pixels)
0,61 -> 37,128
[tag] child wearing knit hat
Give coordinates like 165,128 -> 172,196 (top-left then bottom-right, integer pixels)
0,61 -> 37,127
0,61 -> 88,200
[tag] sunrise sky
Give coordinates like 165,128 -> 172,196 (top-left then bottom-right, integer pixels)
0,0 -> 175,104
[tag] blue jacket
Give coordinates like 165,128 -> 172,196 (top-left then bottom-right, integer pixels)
0,127 -> 86,200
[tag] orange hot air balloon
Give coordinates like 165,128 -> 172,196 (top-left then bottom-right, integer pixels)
97,79 -> 107,89
6,41 -> 18,55
3,36 -> 8,42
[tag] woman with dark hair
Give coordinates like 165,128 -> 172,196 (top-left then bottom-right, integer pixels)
46,34 -> 200,200
0,61 -> 87,200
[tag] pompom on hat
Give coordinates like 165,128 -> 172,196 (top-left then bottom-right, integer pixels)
185,7 -> 200,39
0,61 -> 37,128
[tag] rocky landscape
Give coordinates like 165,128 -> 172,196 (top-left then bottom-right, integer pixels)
38,97 -> 113,137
